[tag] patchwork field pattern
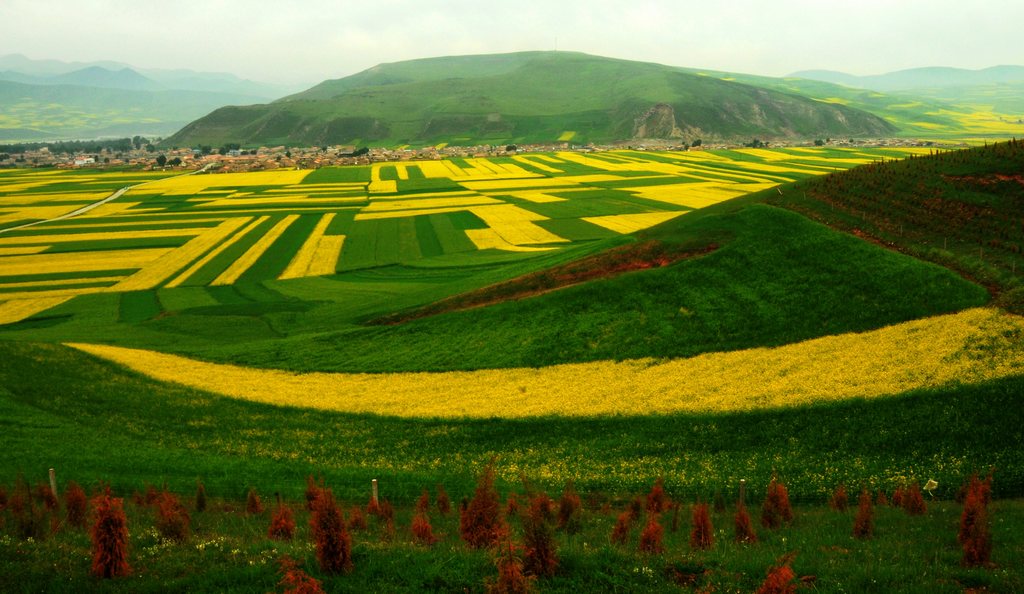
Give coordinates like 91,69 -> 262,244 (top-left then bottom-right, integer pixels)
0,148 -> 928,324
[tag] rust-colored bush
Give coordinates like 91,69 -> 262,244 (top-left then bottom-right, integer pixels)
556,481 -> 581,534
646,477 -> 668,513
278,556 -> 325,594
379,500 -> 396,540
415,489 -> 430,514
505,492 -> 520,518
11,478 -> 46,540
194,481 -> 207,513
875,491 -> 889,507
756,555 -> 797,594
639,513 -> 665,554
734,501 -> 758,543
522,494 -> 558,577
269,501 -> 296,541
65,480 -> 88,529
830,484 -> 848,512
690,503 -> 714,550
853,488 -> 873,539
487,543 -> 534,594
304,475 -> 323,511
761,475 -> 793,529
35,482 -> 58,512
611,510 -> 632,546
366,494 -> 381,517
155,490 -> 190,543
959,474 -> 992,567
891,486 -> 904,508
460,462 -> 507,549
627,496 -> 644,522
412,512 -> 439,546
903,482 -> 927,516
90,490 -> 130,578
309,488 -> 352,574
436,484 -> 451,516
347,505 -> 367,531
142,483 -> 160,506
246,487 -> 263,515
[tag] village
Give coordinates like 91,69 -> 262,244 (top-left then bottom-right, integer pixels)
0,136 -> 953,173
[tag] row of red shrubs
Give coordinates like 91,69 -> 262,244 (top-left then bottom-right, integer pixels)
0,469 -> 996,590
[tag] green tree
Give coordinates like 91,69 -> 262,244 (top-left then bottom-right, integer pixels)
155,155 -> 167,167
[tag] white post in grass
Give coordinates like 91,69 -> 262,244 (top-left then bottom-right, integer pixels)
49,468 -> 58,499
371,479 -> 379,507
739,479 -> 746,507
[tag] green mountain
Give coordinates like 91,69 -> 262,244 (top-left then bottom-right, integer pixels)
790,65 -> 1024,92
165,51 -> 896,147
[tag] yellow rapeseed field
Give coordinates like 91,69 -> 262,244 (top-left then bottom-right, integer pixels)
583,211 -> 687,234
212,215 -> 299,286
166,217 -> 270,288
468,204 -> 568,245
0,296 -> 75,325
0,247 -> 173,276
69,308 -> 1024,418
465,228 -> 556,252
279,213 -> 340,280
110,218 -> 253,292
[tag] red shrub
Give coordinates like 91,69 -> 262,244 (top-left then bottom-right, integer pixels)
556,481 -> 581,534
830,484 -> 848,512
279,556 -> 325,594
415,489 -> 431,514
959,475 -> 992,567
522,495 -> 558,577
412,512 -> 438,546
142,483 -> 160,506
436,484 -> 451,516
611,510 -> 632,546
246,487 -> 263,515
505,492 -> 520,517
155,491 -> 190,542
756,555 -> 797,594
309,488 -> 352,574
304,475 -> 322,511
35,482 -> 58,512
269,502 -> 296,541
90,490 -> 131,578
65,481 -> 88,529
734,501 -> 758,543
761,476 -> 793,529
487,543 -> 533,594
379,500 -> 396,540
875,491 -> 889,507
646,477 -> 668,513
195,481 -> 207,513
347,505 -> 367,531
639,513 -> 665,554
853,488 -> 873,539
460,463 -> 507,549
891,486 -> 904,508
690,503 -> 714,550
366,494 -> 381,517
903,482 -> 927,516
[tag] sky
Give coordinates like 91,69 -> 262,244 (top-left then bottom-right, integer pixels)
1,0 -> 1021,86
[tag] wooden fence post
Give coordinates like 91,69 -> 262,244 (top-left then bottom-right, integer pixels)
371,478 -> 379,507
739,479 -> 746,507
49,468 -> 58,499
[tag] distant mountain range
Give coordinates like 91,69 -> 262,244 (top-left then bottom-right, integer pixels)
167,51 -> 896,147
0,54 -> 307,141
789,65 -> 1024,91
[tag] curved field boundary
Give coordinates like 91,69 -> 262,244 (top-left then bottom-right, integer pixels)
69,307 -> 1024,419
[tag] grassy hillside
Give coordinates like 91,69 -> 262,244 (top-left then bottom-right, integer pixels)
166,51 -> 895,147
766,139 -> 1024,311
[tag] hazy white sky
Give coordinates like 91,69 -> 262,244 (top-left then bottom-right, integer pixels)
1,0 -> 1020,85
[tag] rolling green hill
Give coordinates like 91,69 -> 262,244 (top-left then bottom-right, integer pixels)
165,51 -> 896,147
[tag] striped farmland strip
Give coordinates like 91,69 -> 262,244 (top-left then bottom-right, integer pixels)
211,215 -> 299,286
108,218 -> 253,292
165,216 -> 270,288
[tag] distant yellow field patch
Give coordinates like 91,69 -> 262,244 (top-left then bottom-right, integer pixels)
511,156 -> 562,174
464,228 -> 556,252
0,227 -> 208,246
140,170 -> 310,195
468,205 -> 568,245
367,180 -> 398,194
460,178 -> 581,191
361,195 -> 500,213
69,308 -> 1024,418
583,211 -> 687,234
557,131 -> 577,141
0,246 -> 49,256
212,215 -> 299,286
0,296 -> 75,326
279,213 -> 345,280
166,217 -> 269,288
0,247 -> 172,276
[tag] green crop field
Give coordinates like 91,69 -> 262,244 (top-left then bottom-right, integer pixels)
2,145 -> 1023,591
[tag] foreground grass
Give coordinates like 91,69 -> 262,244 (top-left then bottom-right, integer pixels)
2,341 -> 1022,503
1,490 -> 1021,593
